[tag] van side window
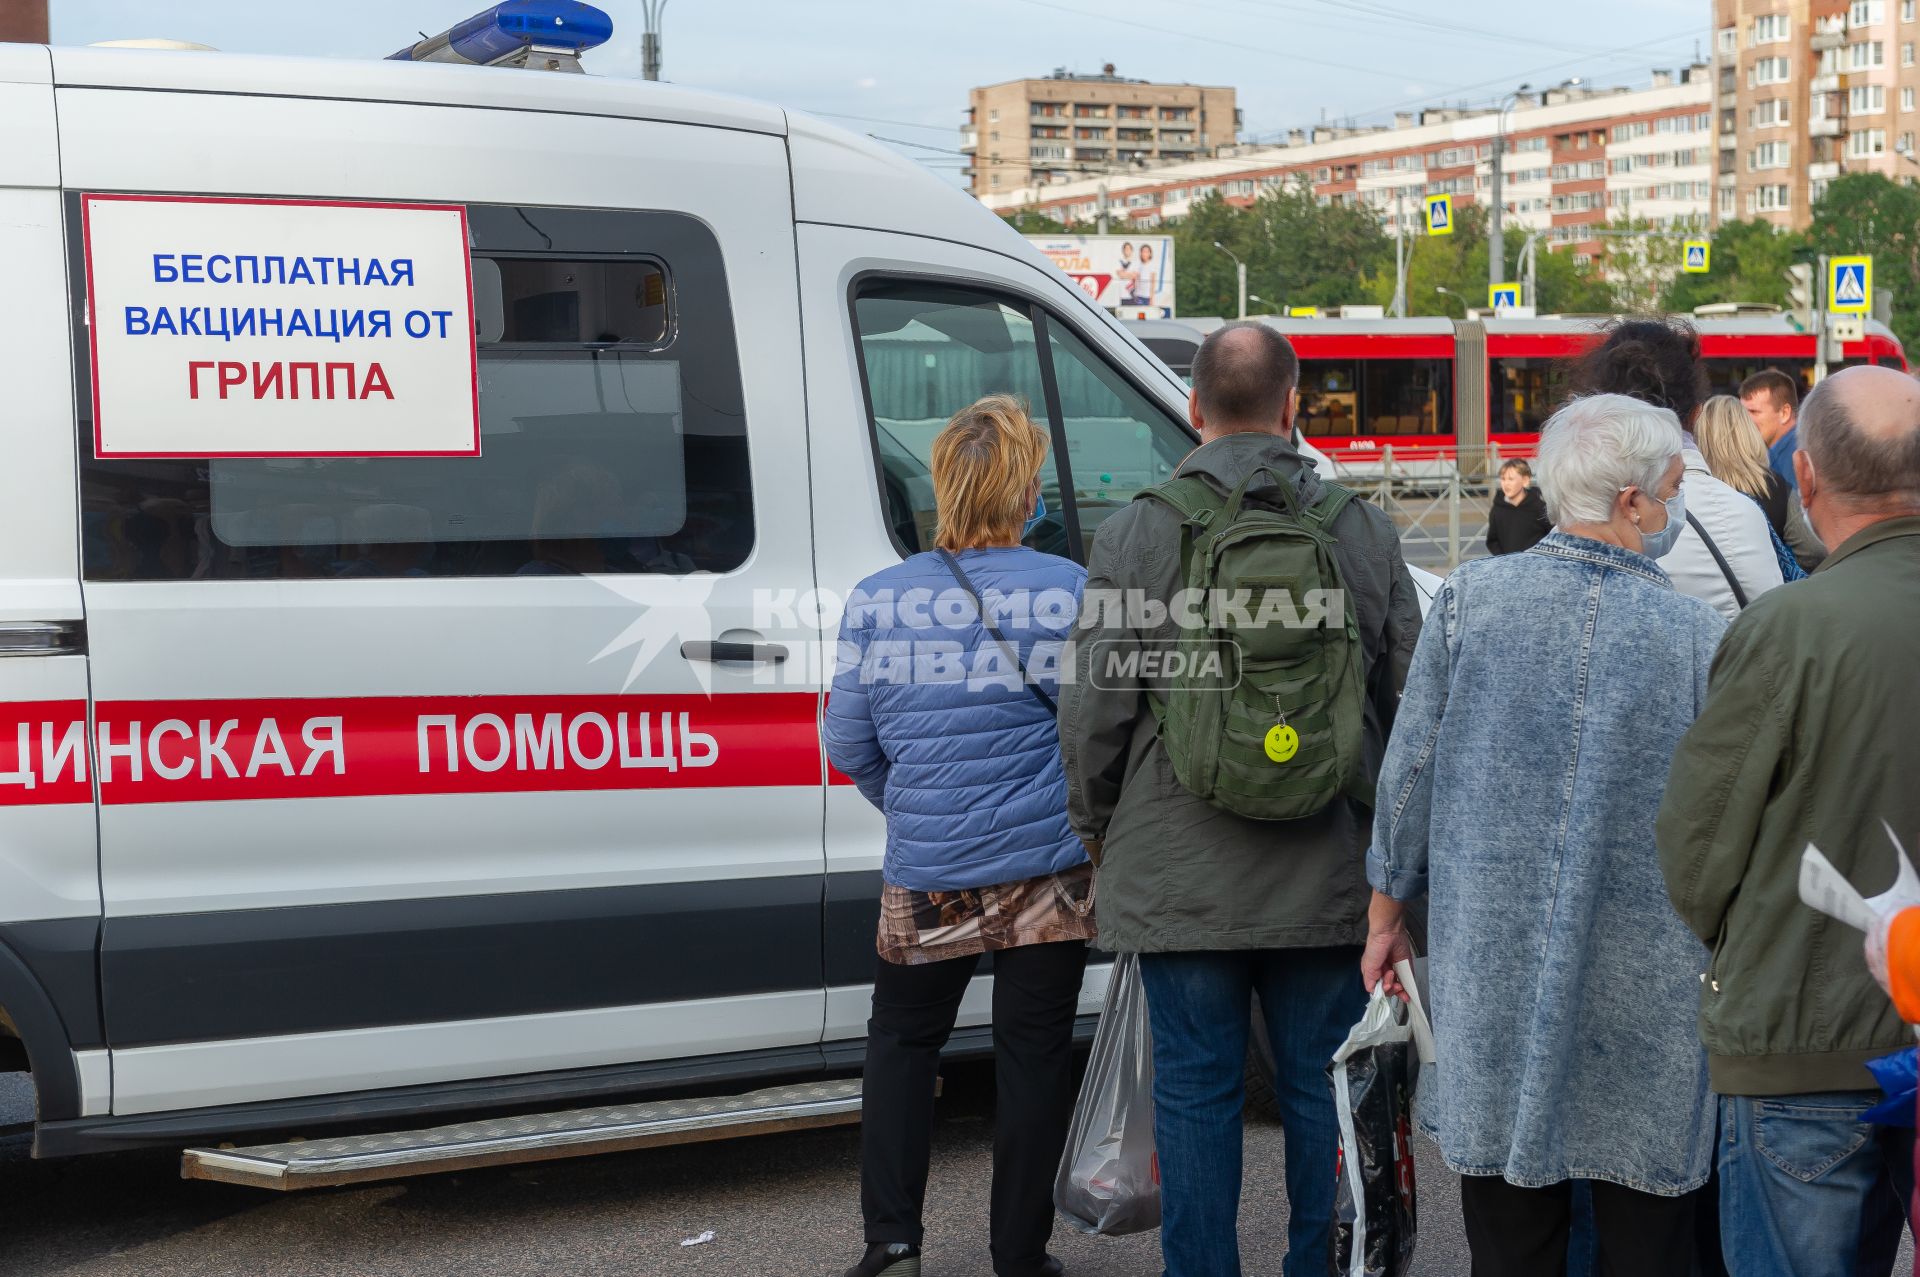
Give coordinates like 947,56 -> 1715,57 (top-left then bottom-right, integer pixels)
74,204 -> 748,579
1039,321 -> 1190,542
852,285 -> 1066,556
851,279 -> 1189,563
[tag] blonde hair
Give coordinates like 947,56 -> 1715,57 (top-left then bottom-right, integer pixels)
1693,394 -> 1774,500
931,395 -> 1049,552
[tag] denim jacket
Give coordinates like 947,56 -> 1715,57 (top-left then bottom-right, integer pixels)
1368,533 -> 1727,1193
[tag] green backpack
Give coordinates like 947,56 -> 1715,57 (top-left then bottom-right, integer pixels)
1139,464 -> 1371,822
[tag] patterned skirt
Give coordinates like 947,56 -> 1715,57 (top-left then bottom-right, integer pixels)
877,862 -> 1096,965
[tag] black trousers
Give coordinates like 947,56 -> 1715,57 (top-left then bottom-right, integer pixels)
859,940 -> 1089,1276
1460,1173 -> 1697,1277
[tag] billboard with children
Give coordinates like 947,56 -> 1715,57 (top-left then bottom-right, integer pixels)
1027,234 -> 1176,319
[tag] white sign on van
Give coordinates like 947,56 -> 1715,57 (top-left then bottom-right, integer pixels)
82,195 -> 480,459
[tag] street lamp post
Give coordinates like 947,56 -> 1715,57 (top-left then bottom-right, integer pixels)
1488,84 -> 1532,300
1392,188 -> 1409,318
640,0 -> 668,80
1434,285 -> 1461,317
1213,240 -> 1248,320
1517,229 -> 1546,309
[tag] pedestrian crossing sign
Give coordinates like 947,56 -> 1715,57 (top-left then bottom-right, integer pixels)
1829,256 -> 1871,314
1425,194 -> 1453,236
1683,240 -> 1710,273
1489,283 -> 1520,310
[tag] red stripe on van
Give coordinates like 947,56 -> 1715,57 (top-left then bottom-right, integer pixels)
0,694 -> 837,806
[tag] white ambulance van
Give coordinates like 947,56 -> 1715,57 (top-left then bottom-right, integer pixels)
0,15 -> 1228,1179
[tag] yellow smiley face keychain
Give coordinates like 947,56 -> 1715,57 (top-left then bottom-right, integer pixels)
1264,722 -> 1299,764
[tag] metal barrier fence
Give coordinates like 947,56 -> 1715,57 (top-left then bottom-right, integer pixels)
1323,443 -> 1523,573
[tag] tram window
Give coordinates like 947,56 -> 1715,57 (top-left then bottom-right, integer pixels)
1492,358 -> 1570,434
1296,359 -> 1450,438
1704,359 -> 1813,402
1296,361 -> 1359,437
1361,359 -> 1448,437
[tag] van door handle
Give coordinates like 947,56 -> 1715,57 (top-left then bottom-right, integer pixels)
679,640 -> 788,664
0,621 -> 86,657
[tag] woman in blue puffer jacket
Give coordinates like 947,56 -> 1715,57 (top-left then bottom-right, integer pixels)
825,394 -> 1092,1277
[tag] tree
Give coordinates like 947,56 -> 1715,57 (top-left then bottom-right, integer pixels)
1357,205 -> 1612,317
1530,240 -> 1617,314
1658,219 -> 1808,314
1584,214 -> 1714,314
1361,202 -> 1485,317
1000,210 -> 1069,235
1167,181 -> 1393,317
1806,172 -> 1920,351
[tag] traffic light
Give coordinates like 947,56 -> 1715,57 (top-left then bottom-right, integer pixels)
1784,262 -> 1814,331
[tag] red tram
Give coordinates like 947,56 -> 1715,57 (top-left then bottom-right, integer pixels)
1126,314 -> 1908,465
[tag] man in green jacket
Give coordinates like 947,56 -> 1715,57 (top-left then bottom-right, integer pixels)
1059,323 -> 1422,1277
1657,363 -> 1920,1277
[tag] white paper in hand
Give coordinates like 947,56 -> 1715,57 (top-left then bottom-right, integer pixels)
1867,822 -> 1920,919
1798,826 -> 1920,933
1800,844 -> 1880,932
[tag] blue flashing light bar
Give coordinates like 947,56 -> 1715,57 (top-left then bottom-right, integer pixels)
389,1 -> 613,66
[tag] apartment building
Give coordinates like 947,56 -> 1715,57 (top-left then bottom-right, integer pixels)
962,67 -> 1238,196
1714,0 -> 1920,230
977,70 -> 1711,264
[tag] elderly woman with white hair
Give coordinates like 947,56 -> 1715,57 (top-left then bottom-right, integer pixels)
1361,393 -> 1727,1277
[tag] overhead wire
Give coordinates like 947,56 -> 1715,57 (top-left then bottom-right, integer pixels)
1211,0 -> 1600,56
991,0 -> 1696,140
799,108 -> 957,132
1332,26 -> 1702,124
1000,0 -> 1421,81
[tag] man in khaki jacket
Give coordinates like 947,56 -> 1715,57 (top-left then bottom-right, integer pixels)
1060,324 -> 1421,1277
1658,364 -> 1920,1277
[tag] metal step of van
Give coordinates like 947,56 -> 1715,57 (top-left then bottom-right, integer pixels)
181,1078 -> 864,1190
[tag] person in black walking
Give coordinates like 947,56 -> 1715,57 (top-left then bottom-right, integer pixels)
1485,458 -> 1551,556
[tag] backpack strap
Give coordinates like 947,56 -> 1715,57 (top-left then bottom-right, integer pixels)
1143,469 -> 1354,527
1301,481 -> 1357,531
1135,474 -> 1225,527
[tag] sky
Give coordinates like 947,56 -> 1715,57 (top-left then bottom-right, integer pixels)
50,0 -> 1707,185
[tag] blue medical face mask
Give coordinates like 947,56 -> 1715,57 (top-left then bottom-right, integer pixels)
1632,485 -> 1686,559
1023,490 -> 1047,539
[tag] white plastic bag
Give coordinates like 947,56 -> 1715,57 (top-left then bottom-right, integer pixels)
1328,962 -> 1434,1277
1054,952 -> 1160,1235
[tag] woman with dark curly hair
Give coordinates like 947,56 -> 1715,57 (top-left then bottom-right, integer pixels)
1566,318 -> 1782,619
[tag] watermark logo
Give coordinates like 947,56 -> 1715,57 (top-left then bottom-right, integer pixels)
1086,638 -> 1243,691
586,581 -> 1340,694
592,575 -> 721,693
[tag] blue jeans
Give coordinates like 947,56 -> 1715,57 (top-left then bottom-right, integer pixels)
1137,946 -> 1366,1277
1717,1090 -> 1912,1277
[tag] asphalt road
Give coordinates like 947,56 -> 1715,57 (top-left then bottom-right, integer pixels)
0,1066 -> 1472,1277
3,1067 -> 1908,1277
